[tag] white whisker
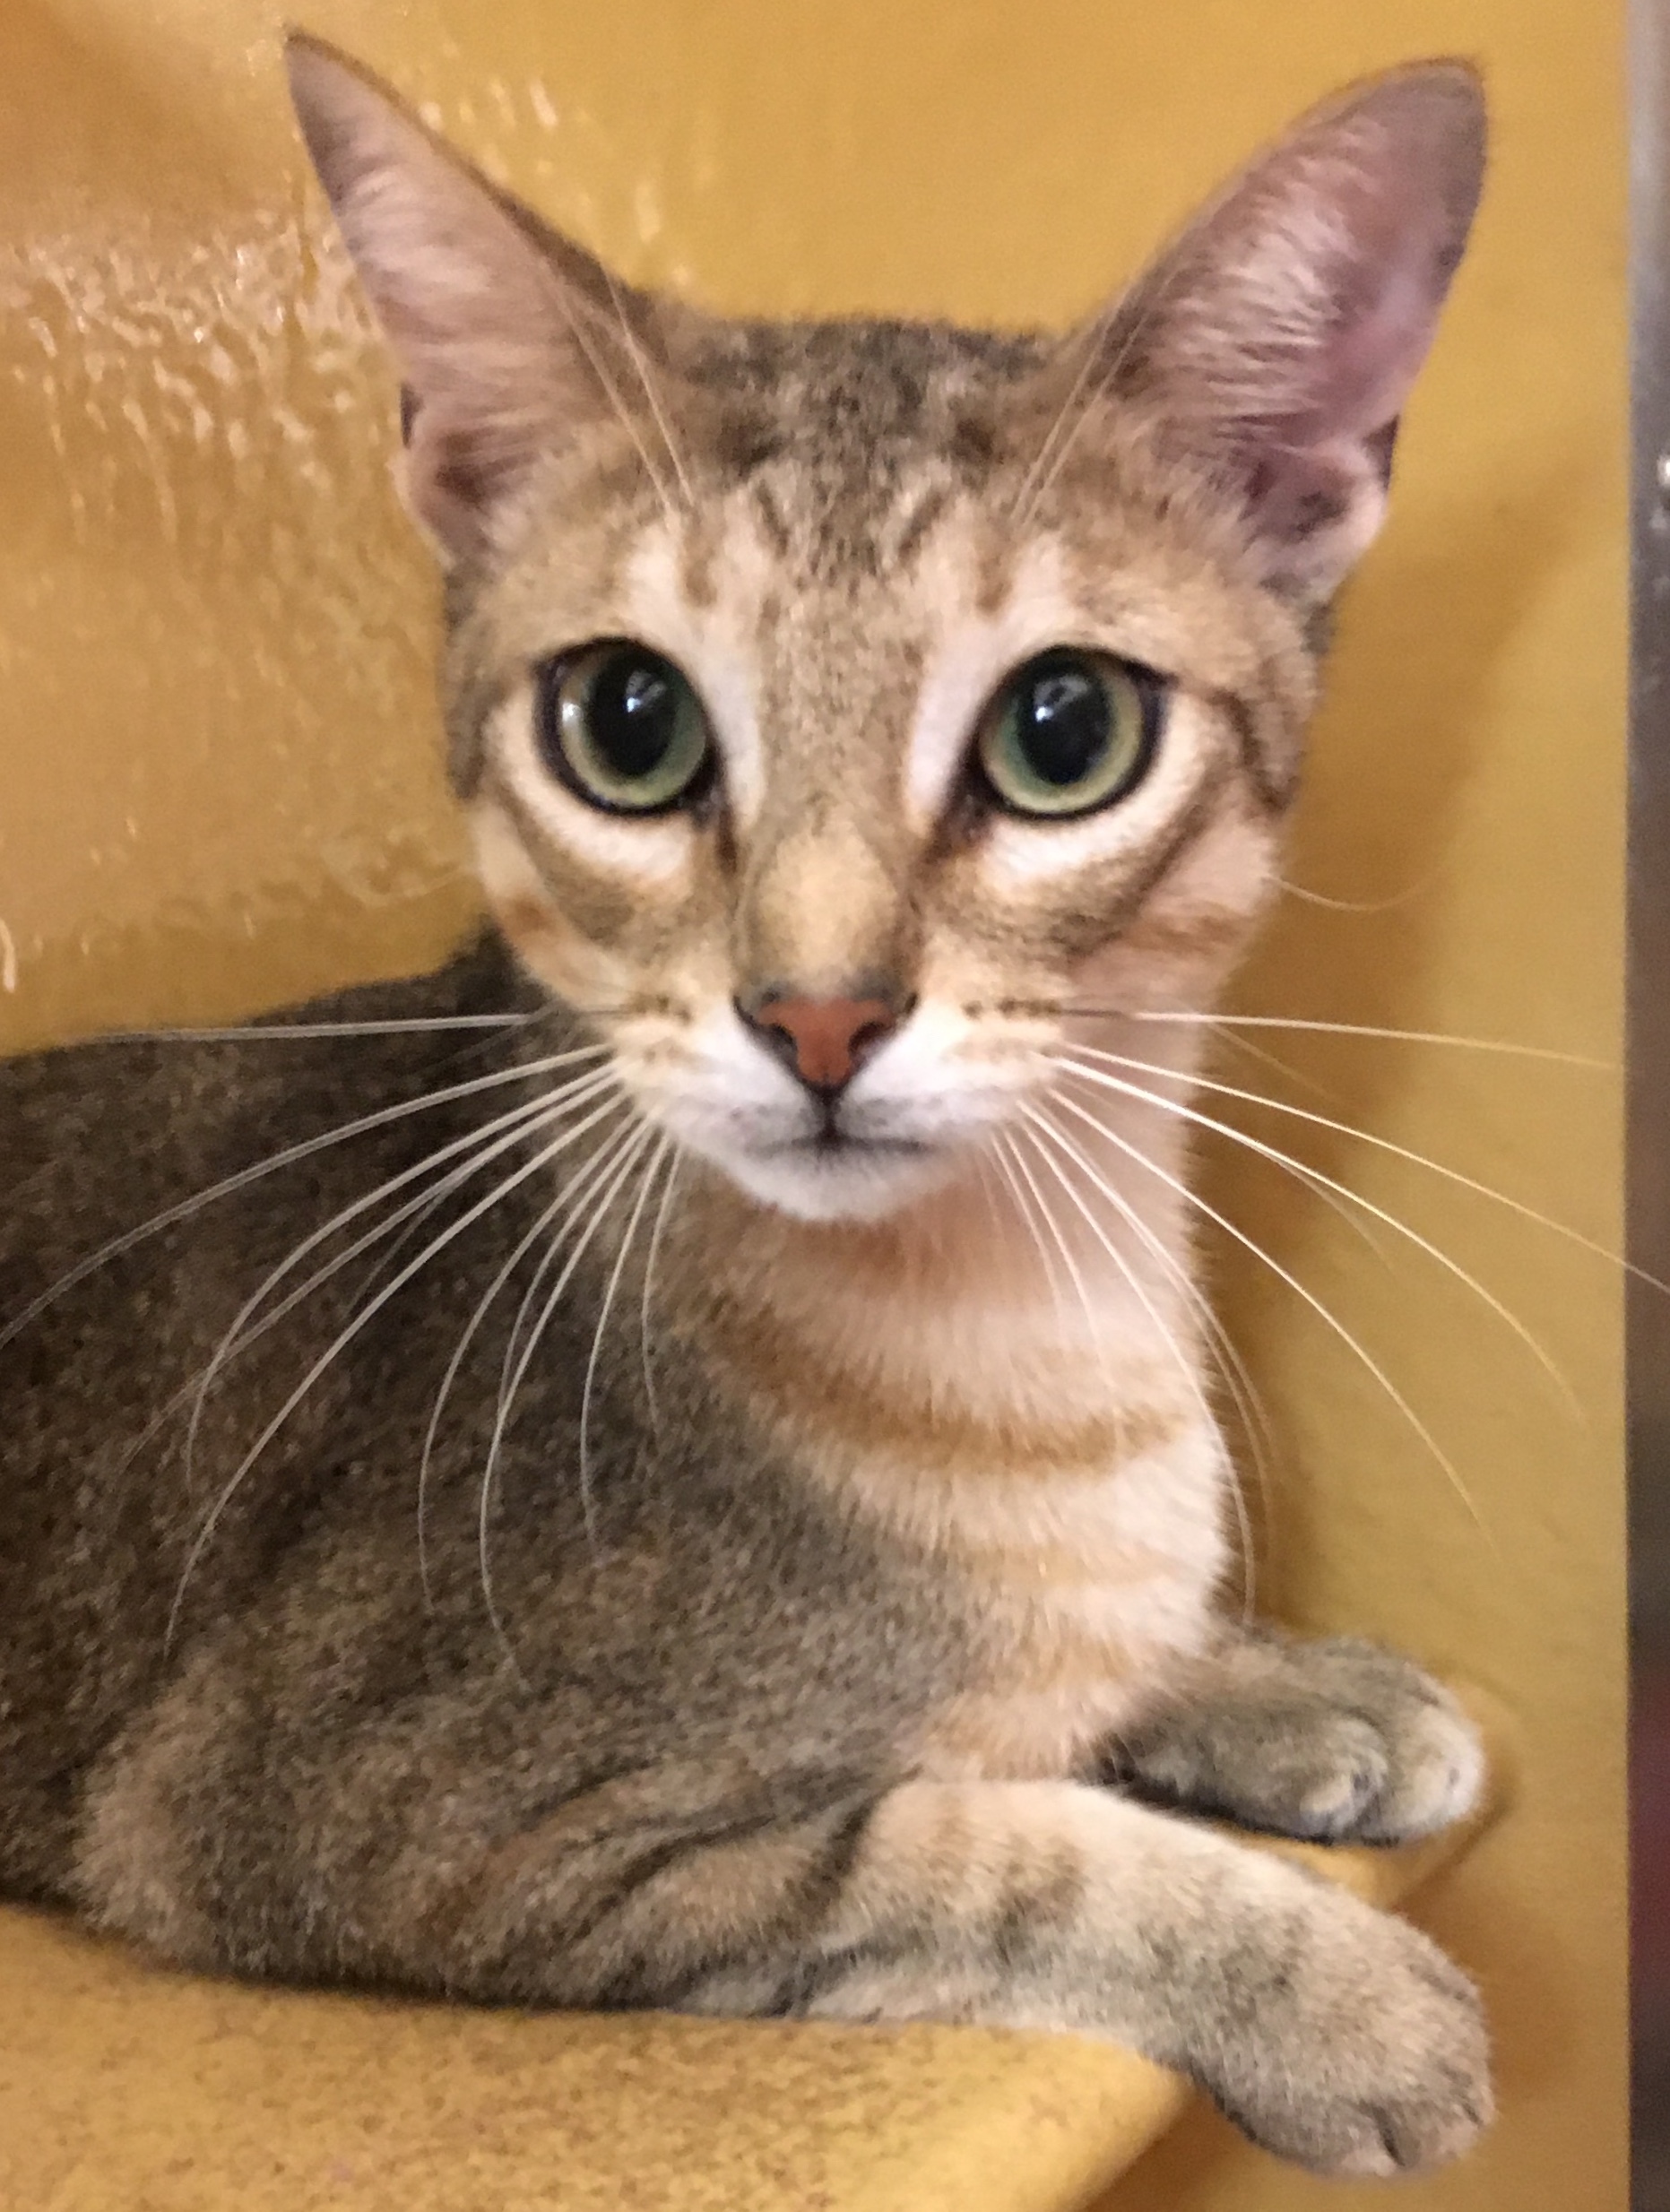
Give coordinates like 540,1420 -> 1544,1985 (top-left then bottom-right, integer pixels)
1017,1108 -> 1261,1619
1007,241 -> 1198,535
476,1120 -> 659,1663
990,1132 -> 1071,1317
547,280 -> 679,522
1046,1086 -> 1494,1544
1073,1033 -> 1657,1292
1005,309 -> 1117,531
161,1109 -> 601,1655
496,1117 -> 641,1400
98,1015 -> 537,1042
1086,1007 -> 1610,1068
118,1185 -> 463,1502
579,1131 -> 672,1544
0,1043 -> 611,1353
601,265 -> 697,511
1276,872 -> 1433,916
1204,1017 -> 1340,1108
637,1145 -> 683,1439
1060,1047 -> 1584,1409
999,1126 -> 1101,1347
181,1068 -> 620,1495
416,1088 -> 632,1610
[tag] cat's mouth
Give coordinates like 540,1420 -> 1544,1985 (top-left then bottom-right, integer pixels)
681,1091 -> 969,1221
789,1095 -> 934,1158
731,1126 -> 951,1222
784,1128 -> 931,1161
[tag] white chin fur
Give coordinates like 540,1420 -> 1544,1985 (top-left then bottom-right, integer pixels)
704,1137 -> 960,1223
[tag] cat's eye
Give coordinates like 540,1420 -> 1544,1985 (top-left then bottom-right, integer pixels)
975,649 -> 1164,818
534,642 -> 714,815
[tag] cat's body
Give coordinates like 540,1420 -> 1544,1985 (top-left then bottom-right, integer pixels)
0,39 -> 1496,2178
0,931 -> 1206,1932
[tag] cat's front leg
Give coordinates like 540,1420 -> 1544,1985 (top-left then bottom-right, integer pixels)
747,1781 -> 1492,2176
1103,1629 -> 1485,1844
77,1660 -> 1493,2175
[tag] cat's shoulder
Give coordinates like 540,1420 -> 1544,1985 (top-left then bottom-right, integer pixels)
0,927 -> 549,1172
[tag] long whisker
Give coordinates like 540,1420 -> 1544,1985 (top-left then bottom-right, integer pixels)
463,1115 -> 648,1522
180,1068 -> 620,1495
0,1043 -> 611,1353
477,1120 -> 659,1663
89,1015 -> 538,1043
1268,1154 -> 1399,1267
416,1090 -> 633,1610
162,1109 -> 598,1655
1030,1080 -> 1391,1573
972,1140 -> 1015,1246
488,1116 -> 650,1450
1066,1039 -> 1654,1326
546,281 -> 679,523
496,1114 -> 643,1400
1059,1049 -> 1574,1410
991,1132 -> 1071,1316
1046,1085 -> 1494,1543
579,1131 -> 672,1545
637,1145 -> 683,1439
1072,1007 -> 1611,1068
125,1192 -> 460,1505
1005,307 -> 1119,531
1017,1107 -> 1262,1619
999,1125 -> 1102,1347
1204,1017 -> 1341,1108
1008,239 -> 1202,535
1276,871 -> 1435,916
1007,1119 -> 1247,1574
1133,1031 -> 1658,1285
601,265 -> 697,511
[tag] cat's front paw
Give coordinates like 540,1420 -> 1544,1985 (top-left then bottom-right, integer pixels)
1115,1635 -> 1484,1845
1198,1886 -> 1493,2176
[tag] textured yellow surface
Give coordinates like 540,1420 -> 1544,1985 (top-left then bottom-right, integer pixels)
0,1819 -> 1480,2212
0,0 -> 1624,2207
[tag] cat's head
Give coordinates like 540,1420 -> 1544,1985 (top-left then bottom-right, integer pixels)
287,39 -> 1484,1224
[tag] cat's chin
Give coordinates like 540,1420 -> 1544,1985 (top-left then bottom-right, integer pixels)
714,1137 -> 960,1225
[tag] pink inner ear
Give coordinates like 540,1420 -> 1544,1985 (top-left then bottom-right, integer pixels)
1294,255 -> 1448,444
1082,68 -> 1484,596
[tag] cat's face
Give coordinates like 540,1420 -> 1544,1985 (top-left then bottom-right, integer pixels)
288,40 -> 1484,1223
457,327 -> 1311,1222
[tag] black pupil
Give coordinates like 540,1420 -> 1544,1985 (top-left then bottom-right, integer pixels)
589,652 -> 679,778
1017,659 -> 1110,785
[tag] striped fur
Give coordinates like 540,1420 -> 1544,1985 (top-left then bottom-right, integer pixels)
0,45 -> 1493,2175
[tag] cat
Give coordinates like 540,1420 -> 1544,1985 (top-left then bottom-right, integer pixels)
0,34 -> 1493,2179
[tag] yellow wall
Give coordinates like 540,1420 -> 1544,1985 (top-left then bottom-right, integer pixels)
0,2 -> 1625,2207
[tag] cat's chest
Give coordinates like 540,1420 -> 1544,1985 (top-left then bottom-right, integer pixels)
847,1413 -> 1232,1781
697,1204 -> 1229,1774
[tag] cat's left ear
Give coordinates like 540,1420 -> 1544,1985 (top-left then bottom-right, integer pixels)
1062,64 -> 1486,603
284,34 -> 687,565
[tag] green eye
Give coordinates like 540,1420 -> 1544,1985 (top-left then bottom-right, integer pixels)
976,649 -> 1163,818
535,641 -> 713,814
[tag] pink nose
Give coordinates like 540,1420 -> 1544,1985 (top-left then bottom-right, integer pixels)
750,995 -> 898,1093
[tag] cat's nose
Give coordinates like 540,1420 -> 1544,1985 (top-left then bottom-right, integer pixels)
740,991 -> 902,1096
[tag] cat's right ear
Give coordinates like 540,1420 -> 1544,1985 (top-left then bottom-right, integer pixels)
284,35 -> 673,565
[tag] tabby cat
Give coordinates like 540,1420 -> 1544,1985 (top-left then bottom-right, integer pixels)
0,37 -> 1493,2177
